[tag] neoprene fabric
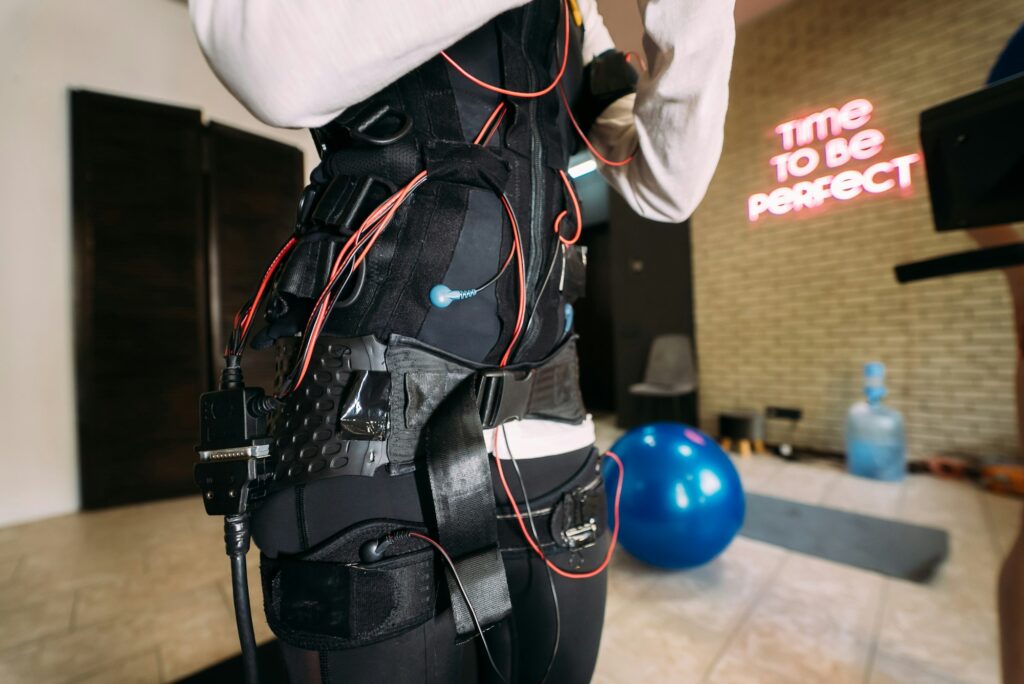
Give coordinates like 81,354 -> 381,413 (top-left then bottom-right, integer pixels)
740,493 -> 950,583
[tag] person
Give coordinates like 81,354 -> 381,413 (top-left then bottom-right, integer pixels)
967,23 -> 1024,684
189,1 -> 734,681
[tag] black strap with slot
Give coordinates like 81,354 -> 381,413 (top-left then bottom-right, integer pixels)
424,376 -> 512,639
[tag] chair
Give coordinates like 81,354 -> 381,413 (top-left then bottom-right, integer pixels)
629,334 -> 698,422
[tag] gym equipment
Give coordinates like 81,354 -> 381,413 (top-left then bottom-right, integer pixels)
896,73 -> 1024,282
606,423 -> 744,569
765,405 -> 802,459
717,410 -> 765,457
741,494 -> 948,582
910,455 -> 1024,496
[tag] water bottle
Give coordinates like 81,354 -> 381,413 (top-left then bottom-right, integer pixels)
845,362 -> 906,481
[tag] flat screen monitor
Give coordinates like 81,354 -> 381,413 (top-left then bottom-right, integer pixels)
920,73 -> 1024,230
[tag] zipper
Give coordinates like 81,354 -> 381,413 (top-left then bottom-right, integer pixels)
519,0 -> 549,356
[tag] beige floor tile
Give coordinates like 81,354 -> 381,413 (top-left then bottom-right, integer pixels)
939,535 -> 1000,598
729,454 -> 784,491
0,558 -> 19,582
0,644 -> 45,684
0,550 -> 147,612
617,537 -> 786,636
75,539 -> 227,628
707,553 -> 884,684
980,490 -> 1022,558
870,578 -> 1000,684
76,651 -> 162,684
0,583 -> 230,683
747,461 -> 843,505
157,604 -> 244,682
899,477 -> 988,539
593,598 -> 726,684
0,593 -> 74,651
605,550 -> 659,621
869,649 -> 986,684
823,472 -> 906,518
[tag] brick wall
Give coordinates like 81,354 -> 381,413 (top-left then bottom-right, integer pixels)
693,0 -> 1024,459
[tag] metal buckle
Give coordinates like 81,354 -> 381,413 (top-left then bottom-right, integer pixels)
562,519 -> 598,549
477,369 -> 534,429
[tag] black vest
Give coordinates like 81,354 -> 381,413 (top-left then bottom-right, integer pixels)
270,0 -> 586,367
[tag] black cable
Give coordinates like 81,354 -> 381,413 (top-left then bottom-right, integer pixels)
408,532 -> 507,683
501,427 -> 561,684
473,245 -> 516,293
224,514 -> 259,684
522,240 -> 563,343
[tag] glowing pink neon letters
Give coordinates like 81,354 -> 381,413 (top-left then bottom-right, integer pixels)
748,99 -> 920,222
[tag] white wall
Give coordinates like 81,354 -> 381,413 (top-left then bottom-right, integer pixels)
0,0 -> 318,527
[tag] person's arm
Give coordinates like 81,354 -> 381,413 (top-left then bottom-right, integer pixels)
580,0 -> 735,223
189,0 -> 528,128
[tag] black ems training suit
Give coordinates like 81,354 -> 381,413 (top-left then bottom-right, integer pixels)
221,1 -> 637,681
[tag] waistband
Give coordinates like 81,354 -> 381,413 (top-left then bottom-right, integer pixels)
269,333 -> 587,489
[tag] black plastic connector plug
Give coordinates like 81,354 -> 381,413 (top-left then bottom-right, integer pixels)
194,358 -> 276,517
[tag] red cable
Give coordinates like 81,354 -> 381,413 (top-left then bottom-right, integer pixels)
557,84 -> 635,168
231,236 -> 298,355
441,0 -> 571,100
553,169 -> 582,245
499,196 -> 527,367
288,171 -> 428,392
493,429 -> 624,580
473,102 -> 507,145
482,106 -> 508,147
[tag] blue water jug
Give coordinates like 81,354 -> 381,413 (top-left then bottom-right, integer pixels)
845,362 -> 906,481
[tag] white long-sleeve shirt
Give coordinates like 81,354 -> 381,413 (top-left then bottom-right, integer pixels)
189,0 -> 734,224
189,0 -> 734,458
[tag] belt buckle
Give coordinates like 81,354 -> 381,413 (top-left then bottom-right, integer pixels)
477,369 -> 533,429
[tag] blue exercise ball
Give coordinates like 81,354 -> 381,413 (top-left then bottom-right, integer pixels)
604,423 -> 745,569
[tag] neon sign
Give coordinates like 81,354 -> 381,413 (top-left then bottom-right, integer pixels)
747,98 -> 920,222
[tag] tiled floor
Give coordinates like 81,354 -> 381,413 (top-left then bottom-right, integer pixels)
0,422 -> 1016,683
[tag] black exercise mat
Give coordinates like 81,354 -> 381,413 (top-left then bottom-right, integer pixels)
740,493 -> 949,582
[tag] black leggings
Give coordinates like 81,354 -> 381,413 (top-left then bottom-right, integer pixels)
253,445 -> 608,683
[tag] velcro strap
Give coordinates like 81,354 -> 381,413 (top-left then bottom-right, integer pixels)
425,377 -> 512,638
261,520 -> 436,651
424,141 -> 511,194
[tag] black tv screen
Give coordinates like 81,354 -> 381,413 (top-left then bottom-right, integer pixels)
920,73 -> 1024,230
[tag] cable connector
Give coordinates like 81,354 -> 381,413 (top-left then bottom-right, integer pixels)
358,530 -> 412,563
194,360 -> 276,517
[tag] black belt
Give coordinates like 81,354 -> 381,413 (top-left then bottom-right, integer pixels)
269,333 -> 587,488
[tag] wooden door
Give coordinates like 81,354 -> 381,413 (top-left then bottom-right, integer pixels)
72,90 -> 207,508
72,93 -> 305,509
